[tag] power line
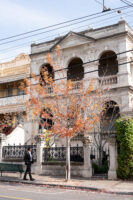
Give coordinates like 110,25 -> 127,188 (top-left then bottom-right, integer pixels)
0,10 -> 111,42
121,0 -> 133,7
0,58 -> 132,93
0,48 -> 132,93
0,12 -> 122,55
53,48 -> 133,74
54,60 -> 133,82
0,12 -> 122,51
0,5 -> 131,46
0,11 -> 120,46
94,0 -> 103,6
0,8 -> 133,61
0,15 -> 112,46
5,48 -> 133,80
126,0 -> 133,4
18,59 -> 133,87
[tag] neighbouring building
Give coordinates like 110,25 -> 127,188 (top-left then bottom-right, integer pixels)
0,53 -> 33,145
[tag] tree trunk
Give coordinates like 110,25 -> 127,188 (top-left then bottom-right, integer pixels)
66,136 -> 70,181
98,146 -> 103,166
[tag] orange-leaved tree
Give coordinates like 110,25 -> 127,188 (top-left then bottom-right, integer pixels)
21,45 -> 109,181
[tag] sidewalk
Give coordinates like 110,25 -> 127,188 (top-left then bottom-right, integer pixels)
0,173 -> 133,195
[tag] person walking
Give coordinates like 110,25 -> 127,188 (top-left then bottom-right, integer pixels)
23,147 -> 35,181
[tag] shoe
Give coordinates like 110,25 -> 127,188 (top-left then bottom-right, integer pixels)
30,178 -> 35,181
23,178 -> 28,180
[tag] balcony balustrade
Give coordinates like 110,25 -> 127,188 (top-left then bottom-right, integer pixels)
98,75 -> 117,86
72,81 -> 83,90
0,94 -> 27,106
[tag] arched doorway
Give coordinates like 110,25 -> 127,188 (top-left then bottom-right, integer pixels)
91,101 -> 120,175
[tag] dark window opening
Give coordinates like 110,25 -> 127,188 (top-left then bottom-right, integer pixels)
67,58 -> 84,81
98,51 -> 118,77
40,64 -> 54,86
7,85 -> 13,97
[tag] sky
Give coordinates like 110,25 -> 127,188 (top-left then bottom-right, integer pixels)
0,0 -> 133,62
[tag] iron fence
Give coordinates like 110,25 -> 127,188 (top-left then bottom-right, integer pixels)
43,146 -> 84,162
2,145 -> 37,161
90,145 -> 109,162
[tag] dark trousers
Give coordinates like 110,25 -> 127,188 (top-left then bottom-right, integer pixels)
23,163 -> 33,180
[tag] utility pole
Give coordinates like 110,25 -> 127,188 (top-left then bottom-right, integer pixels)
103,0 -> 105,11
102,0 -> 111,12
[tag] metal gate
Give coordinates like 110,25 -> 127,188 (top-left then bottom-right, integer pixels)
90,133 -> 109,175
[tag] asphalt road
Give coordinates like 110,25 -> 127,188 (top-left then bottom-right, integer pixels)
0,182 -> 132,200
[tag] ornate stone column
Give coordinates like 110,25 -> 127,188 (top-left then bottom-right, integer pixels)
108,136 -> 117,180
82,136 -> 92,178
34,134 -> 44,174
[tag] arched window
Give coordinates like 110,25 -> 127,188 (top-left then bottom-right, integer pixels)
39,108 -> 53,131
67,58 -> 84,81
40,64 -> 54,85
98,51 -> 118,77
101,101 -> 120,133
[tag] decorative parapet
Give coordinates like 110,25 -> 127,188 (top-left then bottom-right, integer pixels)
0,54 -> 30,81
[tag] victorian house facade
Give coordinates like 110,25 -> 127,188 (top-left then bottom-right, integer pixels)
0,19 -> 133,178
30,19 -> 133,142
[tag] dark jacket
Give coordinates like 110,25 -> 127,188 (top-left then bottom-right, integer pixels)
24,151 -> 33,165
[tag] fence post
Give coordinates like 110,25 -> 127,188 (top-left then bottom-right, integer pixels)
34,134 -> 44,174
108,136 -> 117,180
0,134 -> 6,162
82,136 -> 92,178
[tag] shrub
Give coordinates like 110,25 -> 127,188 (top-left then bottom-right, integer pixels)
92,161 -> 109,174
115,117 -> 133,179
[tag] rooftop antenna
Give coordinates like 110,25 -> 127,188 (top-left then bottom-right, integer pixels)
102,0 -> 111,12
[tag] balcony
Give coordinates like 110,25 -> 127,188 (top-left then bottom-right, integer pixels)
98,75 -> 117,86
0,94 -> 27,106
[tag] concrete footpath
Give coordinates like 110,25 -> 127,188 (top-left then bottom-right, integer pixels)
0,173 -> 133,195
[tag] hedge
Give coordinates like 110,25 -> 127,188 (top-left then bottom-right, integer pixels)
115,117 -> 133,179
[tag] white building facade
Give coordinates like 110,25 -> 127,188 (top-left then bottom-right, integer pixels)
0,20 -> 133,179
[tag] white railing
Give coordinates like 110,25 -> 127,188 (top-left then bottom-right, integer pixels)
98,75 -> 117,86
0,95 -> 27,106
